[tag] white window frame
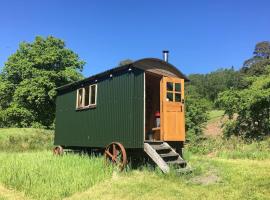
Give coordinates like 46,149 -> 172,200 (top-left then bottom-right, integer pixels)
84,86 -> 90,107
89,84 -> 97,107
76,84 -> 97,109
76,88 -> 85,109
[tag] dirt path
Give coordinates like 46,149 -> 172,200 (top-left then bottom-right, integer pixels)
0,185 -> 29,200
203,116 -> 226,137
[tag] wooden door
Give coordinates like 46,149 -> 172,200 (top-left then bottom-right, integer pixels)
160,77 -> 185,141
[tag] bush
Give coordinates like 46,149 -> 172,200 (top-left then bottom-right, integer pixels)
217,67 -> 270,139
0,105 -> 34,128
185,97 -> 209,140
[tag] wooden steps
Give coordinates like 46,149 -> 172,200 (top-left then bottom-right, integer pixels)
144,141 -> 187,173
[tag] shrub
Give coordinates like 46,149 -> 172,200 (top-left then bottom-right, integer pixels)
217,67 -> 270,139
185,97 -> 209,140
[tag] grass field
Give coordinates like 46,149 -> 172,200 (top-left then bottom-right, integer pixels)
208,110 -> 225,122
0,128 -> 53,152
0,128 -> 269,200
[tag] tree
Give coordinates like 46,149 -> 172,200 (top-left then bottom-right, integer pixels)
241,41 -> 270,76
185,96 -> 209,140
0,36 -> 85,128
217,66 -> 270,139
187,68 -> 243,103
118,59 -> 133,66
185,83 -> 211,140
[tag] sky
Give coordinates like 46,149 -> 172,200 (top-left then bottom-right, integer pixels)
0,0 -> 269,76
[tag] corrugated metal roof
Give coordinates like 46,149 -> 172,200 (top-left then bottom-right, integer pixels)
57,58 -> 189,92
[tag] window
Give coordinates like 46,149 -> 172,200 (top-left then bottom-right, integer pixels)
90,84 -> 97,106
76,84 -> 97,109
84,86 -> 90,106
166,82 -> 182,102
77,88 -> 84,108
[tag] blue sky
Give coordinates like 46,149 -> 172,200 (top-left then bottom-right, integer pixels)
0,0 -> 269,76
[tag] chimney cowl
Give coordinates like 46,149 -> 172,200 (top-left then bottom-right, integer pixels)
162,50 -> 169,62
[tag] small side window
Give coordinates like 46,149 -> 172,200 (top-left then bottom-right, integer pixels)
90,84 -> 97,106
77,88 -> 84,108
76,84 -> 97,109
84,86 -> 90,106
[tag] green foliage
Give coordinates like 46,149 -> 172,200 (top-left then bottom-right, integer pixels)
185,96 -> 209,139
241,41 -> 270,76
208,110 -> 224,122
0,36 -> 85,128
0,105 -> 34,127
0,128 -> 53,151
217,67 -> 270,139
188,67 -> 242,103
118,59 -> 133,66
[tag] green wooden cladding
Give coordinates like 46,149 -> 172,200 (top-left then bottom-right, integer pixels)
54,68 -> 144,149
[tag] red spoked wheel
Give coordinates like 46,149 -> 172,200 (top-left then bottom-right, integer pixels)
53,146 -> 64,155
104,142 -> 127,171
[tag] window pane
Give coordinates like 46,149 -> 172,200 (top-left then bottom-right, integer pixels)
166,92 -> 173,102
78,89 -> 83,107
175,83 -> 181,92
84,86 -> 89,106
90,85 -> 96,105
166,82 -> 173,91
175,93 -> 181,102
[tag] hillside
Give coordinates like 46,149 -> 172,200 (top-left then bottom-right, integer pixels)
0,128 -> 269,200
203,110 -> 225,137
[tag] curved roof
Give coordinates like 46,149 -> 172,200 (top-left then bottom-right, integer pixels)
133,58 -> 189,80
57,58 -> 189,92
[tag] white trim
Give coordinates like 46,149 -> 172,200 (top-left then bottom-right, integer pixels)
82,87 -> 85,107
76,88 -> 84,109
95,84 -> 97,105
143,72 -> 146,141
88,85 -> 91,106
84,86 -> 90,107
76,84 -> 97,110
89,84 -> 97,107
76,89 -> 79,108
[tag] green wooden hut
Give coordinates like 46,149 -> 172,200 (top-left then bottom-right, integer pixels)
54,56 -> 189,173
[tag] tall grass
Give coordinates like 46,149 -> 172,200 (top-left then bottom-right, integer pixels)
0,128 -> 269,199
0,128 -> 53,151
66,158 -> 270,200
186,136 -> 270,160
208,110 -> 224,122
0,151 -> 113,200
